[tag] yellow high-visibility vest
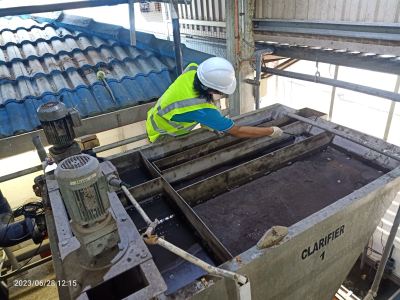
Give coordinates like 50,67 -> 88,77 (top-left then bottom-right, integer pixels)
146,63 -> 218,142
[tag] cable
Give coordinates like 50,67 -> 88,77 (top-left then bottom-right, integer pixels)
10,239 -> 44,276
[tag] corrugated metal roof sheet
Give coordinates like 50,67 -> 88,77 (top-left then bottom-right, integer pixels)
0,13 -> 210,138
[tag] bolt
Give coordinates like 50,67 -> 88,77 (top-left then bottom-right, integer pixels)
140,252 -> 148,258
61,241 -> 67,246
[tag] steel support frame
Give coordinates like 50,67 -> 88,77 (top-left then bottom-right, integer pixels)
262,67 -> 400,103
0,102 -> 154,160
256,43 -> 400,75
226,0 -> 255,116
170,1 -> 183,76
0,0 -> 190,18
384,76 -> 400,141
128,0 -> 136,46
253,19 -> 400,42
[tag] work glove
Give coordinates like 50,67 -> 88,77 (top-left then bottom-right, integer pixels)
269,126 -> 283,138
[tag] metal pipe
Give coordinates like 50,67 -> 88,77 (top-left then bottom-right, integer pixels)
383,76 -> 400,141
4,248 -> 20,270
170,1 -> 183,76
360,245 -> 368,271
2,241 -> 50,269
0,165 -> 42,183
286,113 -> 400,162
328,65 -> 339,120
0,133 -> 147,182
364,197 -> 400,300
145,235 -> 248,285
1,255 -> 52,280
122,184 -> 250,288
121,185 -> 152,225
93,133 -> 147,153
128,0 -> 136,46
32,135 -> 47,162
254,49 -> 274,110
0,250 -> 6,272
262,67 -> 400,103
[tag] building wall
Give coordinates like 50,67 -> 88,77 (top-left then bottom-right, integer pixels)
254,0 -> 400,22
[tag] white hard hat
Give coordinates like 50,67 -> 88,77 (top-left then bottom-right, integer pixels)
197,57 -> 237,95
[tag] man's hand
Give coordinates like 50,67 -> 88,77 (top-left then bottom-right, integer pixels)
227,125 -> 283,138
269,126 -> 283,138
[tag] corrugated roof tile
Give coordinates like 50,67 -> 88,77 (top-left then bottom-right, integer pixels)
0,14 -> 211,138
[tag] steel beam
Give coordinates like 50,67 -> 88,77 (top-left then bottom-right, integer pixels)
170,1 -> 183,76
0,165 -> 42,183
253,19 -> 400,42
153,117 -> 292,171
0,102 -> 154,159
162,178 -> 233,263
384,76 -> 400,141
287,113 -> 400,162
178,132 -> 333,206
262,58 -> 299,80
0,0 -> 190,18
179,19 -> 226,28
257,43 -> 400,75
128,0 -> 136,46
328,65 -> 339,120
226,0 -> 256,116
162,121 -> 306,183
262,67 -> 400,103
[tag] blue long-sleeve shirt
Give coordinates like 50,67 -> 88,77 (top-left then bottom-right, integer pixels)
171,108 -> 234,132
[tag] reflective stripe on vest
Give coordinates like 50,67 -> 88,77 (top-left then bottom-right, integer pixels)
150,114 -> 178,136
146,62 -> 218,142
157,97 -> 207,117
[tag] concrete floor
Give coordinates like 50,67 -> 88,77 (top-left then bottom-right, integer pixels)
8,260 -> 58,300
6,254 -> 400,299
343,259 -> 400,300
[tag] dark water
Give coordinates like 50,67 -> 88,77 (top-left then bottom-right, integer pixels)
126,195 -> 215,294
119,166 -> 153,187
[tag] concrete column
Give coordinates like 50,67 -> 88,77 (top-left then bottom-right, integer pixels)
226,0 -> 255,116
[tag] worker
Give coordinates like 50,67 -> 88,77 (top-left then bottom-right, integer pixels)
146,57 -> 283,142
